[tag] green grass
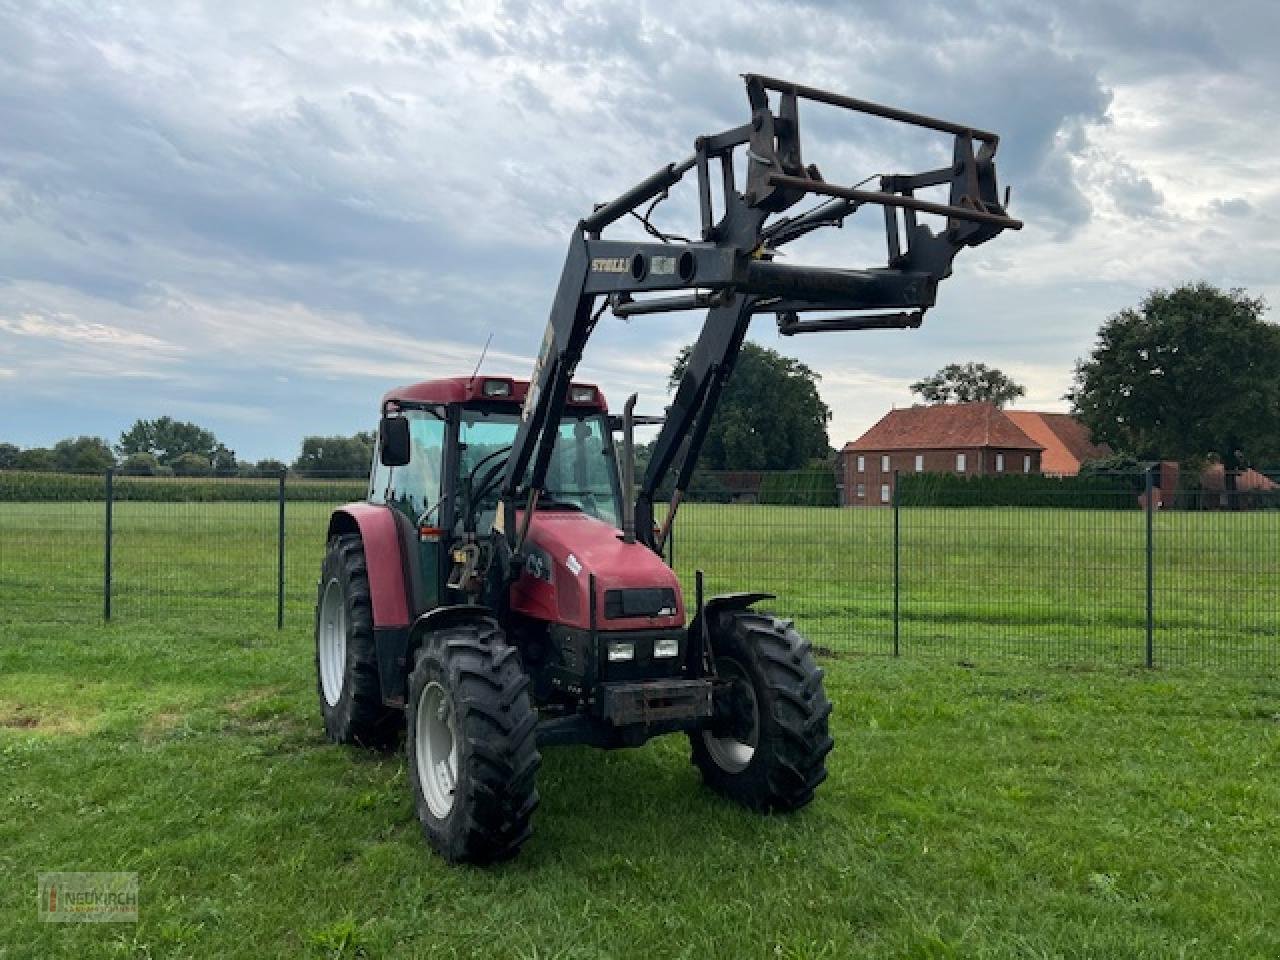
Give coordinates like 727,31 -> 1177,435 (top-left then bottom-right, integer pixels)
3,501 -> 1277,668
2,618 -> 1278,958
1,501 -> 1279,956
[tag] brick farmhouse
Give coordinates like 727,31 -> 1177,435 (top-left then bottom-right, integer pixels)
840,403 -> 1110,507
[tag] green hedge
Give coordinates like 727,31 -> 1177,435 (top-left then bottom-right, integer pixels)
0,471 -> 366,503
759,467 -> 838,506
895,471 -> 1145,508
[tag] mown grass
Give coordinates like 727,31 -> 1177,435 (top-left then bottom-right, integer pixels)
2,615 -> 1278,958
1,501 -> 1278,956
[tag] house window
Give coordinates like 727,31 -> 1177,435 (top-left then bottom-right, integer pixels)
880,483 -> 891,503
915,454 -> 924,473
881,454 -> 890,472
856,483 -> 865,499
856,455 -> 865,472
1024,454 -> 1031,473
996,453 -> 1004,472
956,453 -> 966,473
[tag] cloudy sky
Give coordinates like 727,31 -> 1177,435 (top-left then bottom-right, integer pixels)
2,0 -> 1277,461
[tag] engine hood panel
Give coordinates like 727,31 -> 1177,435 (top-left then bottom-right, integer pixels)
508,511 -> 685,631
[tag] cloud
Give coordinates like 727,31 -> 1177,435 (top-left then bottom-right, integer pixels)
0,1 -> 1277,459
0,311 -> 177,351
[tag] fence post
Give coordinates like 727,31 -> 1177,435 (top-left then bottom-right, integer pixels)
277,470 -> 287,630
103,467 -> 114,622
1144,465 -> 1154,668
892,469 -> 900,657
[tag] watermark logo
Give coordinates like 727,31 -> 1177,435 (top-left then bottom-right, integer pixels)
38,872 -> 138,923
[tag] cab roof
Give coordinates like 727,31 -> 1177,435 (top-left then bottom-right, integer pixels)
382,376 -> 608,412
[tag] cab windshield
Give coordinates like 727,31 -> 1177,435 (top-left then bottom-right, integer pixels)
459,409 -> 621,529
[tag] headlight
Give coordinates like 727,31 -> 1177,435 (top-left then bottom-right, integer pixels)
569,385 -> 596,403
607,641 -> 635,662
653,636 -> 680,658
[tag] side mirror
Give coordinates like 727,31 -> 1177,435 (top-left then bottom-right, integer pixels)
379,415 -> 411,467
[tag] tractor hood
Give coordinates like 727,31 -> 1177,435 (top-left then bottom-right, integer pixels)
509,510 -> 685,632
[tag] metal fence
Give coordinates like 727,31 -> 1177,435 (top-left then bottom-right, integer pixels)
2,468 -> 1277,671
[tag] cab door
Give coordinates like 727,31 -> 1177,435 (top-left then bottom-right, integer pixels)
372,406 -> 449,614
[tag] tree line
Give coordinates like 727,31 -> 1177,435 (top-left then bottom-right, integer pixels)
4,282 -> 1276,482
0,417 -> 377,477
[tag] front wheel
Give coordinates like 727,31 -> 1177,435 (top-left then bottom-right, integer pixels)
690,610 -> 833,812
406,618 -> 541,864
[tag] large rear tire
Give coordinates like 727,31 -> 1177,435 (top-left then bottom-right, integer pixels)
690,610 -> 833,811
406,618 -> 541,864
315,533 -> 400,747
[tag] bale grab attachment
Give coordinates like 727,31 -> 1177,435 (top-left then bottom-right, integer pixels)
499,73 -> 1022,561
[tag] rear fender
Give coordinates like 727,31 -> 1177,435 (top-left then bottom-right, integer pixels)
327,503 -> 411,629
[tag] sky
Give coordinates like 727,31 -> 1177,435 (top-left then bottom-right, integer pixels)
1,0 -> 1277,462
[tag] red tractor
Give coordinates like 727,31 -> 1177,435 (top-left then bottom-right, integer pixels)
316,76 -> 1020,862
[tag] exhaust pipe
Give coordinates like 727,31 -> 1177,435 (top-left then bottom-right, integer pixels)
621,393 -> 637,543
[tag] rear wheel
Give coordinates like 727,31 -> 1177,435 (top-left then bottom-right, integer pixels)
406,618 -> 541,864
315,534 -> 399,747
690,610 -> 833,811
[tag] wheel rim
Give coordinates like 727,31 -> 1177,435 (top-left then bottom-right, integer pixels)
703,659 -> 759,774
415,681 -> 459,819
318,577 -> 346,706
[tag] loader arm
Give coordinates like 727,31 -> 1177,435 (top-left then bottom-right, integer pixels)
499,74 -> 1022,563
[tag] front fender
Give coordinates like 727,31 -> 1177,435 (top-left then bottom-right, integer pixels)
690,591 -> 775,640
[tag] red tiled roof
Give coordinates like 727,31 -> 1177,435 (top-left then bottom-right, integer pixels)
843,403 -> 1042,452
1005,411 -> 1110,476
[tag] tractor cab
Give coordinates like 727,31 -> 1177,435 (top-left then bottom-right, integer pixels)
368,376 -> 634,607
357,375 -> 690,721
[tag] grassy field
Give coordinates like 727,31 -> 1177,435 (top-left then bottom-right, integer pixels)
2,614 -> 1278,957
0,500 -> 1278,956
3,500 -> 1276,668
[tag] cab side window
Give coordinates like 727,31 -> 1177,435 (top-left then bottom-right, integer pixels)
387,410 -> 446,520
369,434 -> 391,504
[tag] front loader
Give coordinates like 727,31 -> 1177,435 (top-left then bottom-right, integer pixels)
315,75 -> 1022,863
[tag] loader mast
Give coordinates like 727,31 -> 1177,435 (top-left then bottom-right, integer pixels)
500,74 -> 1022,560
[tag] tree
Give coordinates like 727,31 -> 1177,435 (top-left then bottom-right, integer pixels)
910,362 -> 1026,407
1067,283 -> 1280,472
171,452 -> 214,476
211,443 -> 238,476
293,433 -> 375,476
254,458 -> 287,476
53,436 -> 116,473
117,416 -> 220,466
119,452 -> 162,476
15,447 -> 56,471
667,342 -> 831,471
0,443 -> 19,469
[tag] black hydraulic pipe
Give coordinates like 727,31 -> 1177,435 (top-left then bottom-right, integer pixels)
744,260 -> 930,307
766,174 -> 1024,230
762,196 -> 863,246
748,74 -> 1000,143
611,292 -> 720,318
778,311 -> 923,334
621,394 -> 637,544
581,155 -> 697,234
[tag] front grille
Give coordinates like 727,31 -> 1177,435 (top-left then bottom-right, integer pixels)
604,587 -> 677,619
